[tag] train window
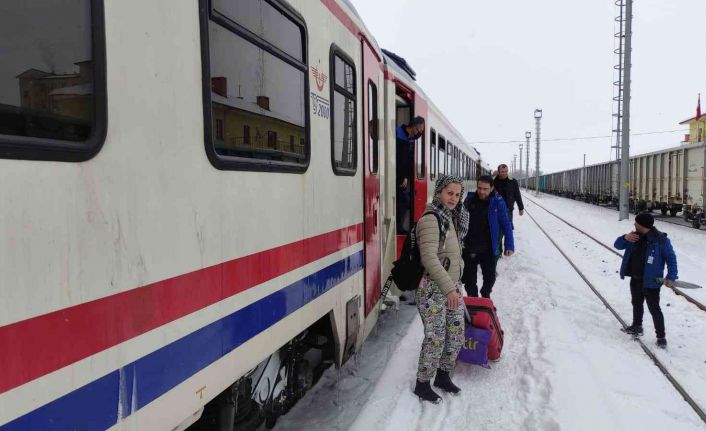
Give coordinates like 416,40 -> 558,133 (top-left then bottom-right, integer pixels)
212,0 -> 303,61
438,135 -> 446,175
415,118 -> 426,179
368,80 -> 378,174
0,0 -> 106,162
447,143 -> 454,175
453,147 -> 458,175
330,47 -> 356,175
202,0 -> 309,172
430,129 -> 437,180
457,149 -> 460,175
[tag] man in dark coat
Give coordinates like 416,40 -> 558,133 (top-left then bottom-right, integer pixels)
614,212 -> 678,349
493,164 -> 524,228
396,116 -> 425,233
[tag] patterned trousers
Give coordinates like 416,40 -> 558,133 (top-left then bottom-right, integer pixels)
415,279 -> 465,382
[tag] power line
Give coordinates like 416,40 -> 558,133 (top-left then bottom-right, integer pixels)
467,128 -> 687,144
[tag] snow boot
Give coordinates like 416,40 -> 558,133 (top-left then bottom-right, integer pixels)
656,338 -> 667,349
433,369 -> 461,394
621,325 -> 644,336
413,380 -> 441,403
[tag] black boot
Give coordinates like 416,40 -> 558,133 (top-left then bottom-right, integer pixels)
433,369 -> 461,394
413,380 -> 441,403
621,325 -> 643,336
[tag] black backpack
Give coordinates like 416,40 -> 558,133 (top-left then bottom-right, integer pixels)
380,212 -> 445,299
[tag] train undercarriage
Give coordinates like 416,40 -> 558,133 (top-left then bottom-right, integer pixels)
188,315 -> 337,431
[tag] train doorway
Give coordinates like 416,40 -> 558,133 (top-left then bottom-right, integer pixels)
393,81 -> 428,256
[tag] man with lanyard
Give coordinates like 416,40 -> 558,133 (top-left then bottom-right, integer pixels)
614,212 -> 677,348
396,116 -> 425,233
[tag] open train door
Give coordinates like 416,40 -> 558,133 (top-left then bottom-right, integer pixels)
392,80 -> 428,258
361,38 -> 382,316
412,95 -> 429,222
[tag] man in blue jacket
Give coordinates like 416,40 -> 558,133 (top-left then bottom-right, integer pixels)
614,212 -> 678,348
461,175 -> 514,298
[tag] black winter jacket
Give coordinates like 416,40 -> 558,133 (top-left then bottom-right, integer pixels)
493,177 -> 524,211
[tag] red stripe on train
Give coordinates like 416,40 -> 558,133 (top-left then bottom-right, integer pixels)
0,224 -> 363,394
320,0 -> 360,35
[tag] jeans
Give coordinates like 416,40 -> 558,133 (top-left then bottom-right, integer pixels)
630,278 -> 665,338
462,251 -> 497,298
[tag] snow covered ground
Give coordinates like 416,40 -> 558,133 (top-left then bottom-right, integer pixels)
274,192 -> 706,431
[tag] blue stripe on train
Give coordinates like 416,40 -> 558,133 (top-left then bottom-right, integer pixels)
2,250 -> 364,431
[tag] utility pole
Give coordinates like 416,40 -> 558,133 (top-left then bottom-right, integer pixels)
513,154 -> 517,176
525,131 -> 531,189
534,109 -> 542,196
519,143 -> 523,187
612,0 -> 633,219
618,0 -> 633,220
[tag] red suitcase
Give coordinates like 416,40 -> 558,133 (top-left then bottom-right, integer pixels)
464,297 -> 504,361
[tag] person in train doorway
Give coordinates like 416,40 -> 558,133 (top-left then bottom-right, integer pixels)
396,116 -> 425,234
461,175 -> 514,299
413,175 -> 469,403
614,212 -> 677,349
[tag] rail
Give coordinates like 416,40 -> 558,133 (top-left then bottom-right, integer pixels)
525,207 -> 706,424
524,195 -> 706,313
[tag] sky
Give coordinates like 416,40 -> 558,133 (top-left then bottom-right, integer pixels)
349,0 -> 706,174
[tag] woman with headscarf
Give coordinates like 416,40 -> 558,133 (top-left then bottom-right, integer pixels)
413,175 -> 470,403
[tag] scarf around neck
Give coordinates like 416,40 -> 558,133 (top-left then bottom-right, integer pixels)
428,175 -> 470,244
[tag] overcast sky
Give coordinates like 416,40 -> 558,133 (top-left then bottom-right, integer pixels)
350,0 -> 706,174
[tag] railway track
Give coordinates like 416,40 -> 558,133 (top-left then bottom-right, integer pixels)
523,206 -> 706,425
544,194 -> 704,231
524,195 -> 706,313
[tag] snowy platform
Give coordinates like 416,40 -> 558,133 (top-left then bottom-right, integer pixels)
274,193 -> 706,431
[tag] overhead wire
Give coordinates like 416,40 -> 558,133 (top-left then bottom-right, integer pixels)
467,128 -> 688,144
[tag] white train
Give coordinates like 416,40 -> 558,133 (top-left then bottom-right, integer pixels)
0,1 -> 489,430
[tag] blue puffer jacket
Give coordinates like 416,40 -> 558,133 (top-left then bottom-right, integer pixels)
614,229 -> 678,289
464,192 -> 514,256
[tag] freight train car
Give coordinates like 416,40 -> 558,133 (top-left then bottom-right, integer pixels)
531,143 -> 706,228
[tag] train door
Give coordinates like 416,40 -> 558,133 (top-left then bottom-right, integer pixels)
392,81 -> 427,256
413,94 -> 429,222
394,85 -> 413,236
361,39 -> 381,316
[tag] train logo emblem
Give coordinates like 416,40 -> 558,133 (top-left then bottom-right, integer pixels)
311,65 -> 328,92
